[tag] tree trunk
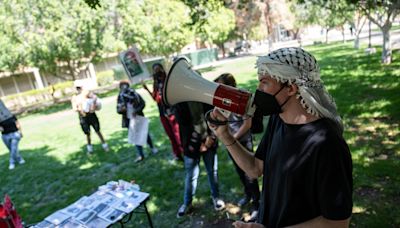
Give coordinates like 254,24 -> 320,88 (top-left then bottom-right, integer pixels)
325,29 -> 329,43
354,35 -> 360,49
381,26 -> 392,64
293,28 -> 300,39
354,17 -> 366,49
341,26 -> 345,43
68,61 -> 77,81
219,43 -> 226,58
268,36 -> 273,52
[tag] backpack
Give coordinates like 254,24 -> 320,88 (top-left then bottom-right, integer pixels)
0,195 -> 23,228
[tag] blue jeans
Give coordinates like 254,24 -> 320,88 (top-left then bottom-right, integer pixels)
2,131 -> 22,165
183,149 -> 219,206
135,134 -> 154,157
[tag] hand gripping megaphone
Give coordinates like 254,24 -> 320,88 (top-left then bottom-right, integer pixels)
163,57 -> 256,122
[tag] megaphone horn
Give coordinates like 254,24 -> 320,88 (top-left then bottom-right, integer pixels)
163,57 -> 255,116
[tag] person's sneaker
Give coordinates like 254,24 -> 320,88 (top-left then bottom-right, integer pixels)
18,159 -> 26,165
212,197 -> 225,211
151,148 -> 158,154
87,144 -> 93,154
176,204 -> 191,218
9,163 -> 15,170
248,210 -> 259,222
134,156 -> 144,163
102,143 -> 110,152
237,196 -> 250,207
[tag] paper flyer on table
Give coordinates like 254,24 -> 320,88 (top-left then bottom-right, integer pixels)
75,209 -> 97,225
44,210 -> 70,225
97,208 -> 125,223
85,216 -> 112,228
130,190 -> 150,204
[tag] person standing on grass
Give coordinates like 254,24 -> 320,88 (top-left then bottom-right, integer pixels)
174,100 -> 225,218
117,80 -> 158,163
214,73 -> 260,222
142,63 -> 184,161
208,47 -> 353,227
0,100 -> 24,170
71,84 -> 109,155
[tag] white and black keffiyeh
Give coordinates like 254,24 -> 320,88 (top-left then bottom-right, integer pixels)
256,47 -> 343,132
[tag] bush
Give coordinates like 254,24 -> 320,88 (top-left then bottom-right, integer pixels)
112,66 -> 127,81
97,70 -> 115,86
3,81 -> 76,113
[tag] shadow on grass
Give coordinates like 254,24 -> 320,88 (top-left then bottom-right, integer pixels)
351,155 -> 400,227
0,145 -> 88,224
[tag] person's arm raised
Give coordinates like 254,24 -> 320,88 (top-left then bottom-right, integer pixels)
209,108 -> 263,179
141,81 -> 157,101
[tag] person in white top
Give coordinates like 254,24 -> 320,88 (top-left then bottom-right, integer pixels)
71,85 -> 109,154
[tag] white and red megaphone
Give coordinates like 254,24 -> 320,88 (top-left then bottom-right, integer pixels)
163,57 -> 256,118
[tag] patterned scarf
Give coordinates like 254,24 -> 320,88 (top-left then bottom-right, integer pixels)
256,47 -> 343,133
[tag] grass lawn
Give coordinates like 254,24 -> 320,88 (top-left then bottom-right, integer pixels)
0,42 -> 399,227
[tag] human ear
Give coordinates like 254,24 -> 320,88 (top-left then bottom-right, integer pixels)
286,84 -> 298,96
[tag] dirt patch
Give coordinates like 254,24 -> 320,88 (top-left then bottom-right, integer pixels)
355,186 -> 381,201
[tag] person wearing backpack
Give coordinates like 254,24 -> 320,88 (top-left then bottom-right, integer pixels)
117,80 -> 158,162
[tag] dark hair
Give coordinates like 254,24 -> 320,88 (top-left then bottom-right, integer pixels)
119,80 -> 130,86
152,63 -> 164,71
214,73 -> 236,87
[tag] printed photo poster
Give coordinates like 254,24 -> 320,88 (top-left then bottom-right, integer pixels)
119,46 -> 151,84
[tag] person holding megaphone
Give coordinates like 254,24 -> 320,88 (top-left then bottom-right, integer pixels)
206,48 -> 353,228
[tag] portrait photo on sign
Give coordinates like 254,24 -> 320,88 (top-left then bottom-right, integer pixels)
119,46 -> 150,84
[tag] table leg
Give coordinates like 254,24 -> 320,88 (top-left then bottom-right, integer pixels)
143,202 -> 154,228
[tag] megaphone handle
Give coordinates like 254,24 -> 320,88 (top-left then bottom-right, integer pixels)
205,110 -> 228,126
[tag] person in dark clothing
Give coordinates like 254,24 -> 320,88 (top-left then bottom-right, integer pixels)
214,73 -> 260,222
0,101 -> 24,170
174,101 -> 225,218
117,80 -> 157,162
208,47 -> 353,228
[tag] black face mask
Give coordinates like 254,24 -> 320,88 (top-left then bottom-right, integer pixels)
120,84 -> 129,91
253,86 -> 288,116
154,71 -> 165,81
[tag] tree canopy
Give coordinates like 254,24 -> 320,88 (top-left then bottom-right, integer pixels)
0,0 -> 228,76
